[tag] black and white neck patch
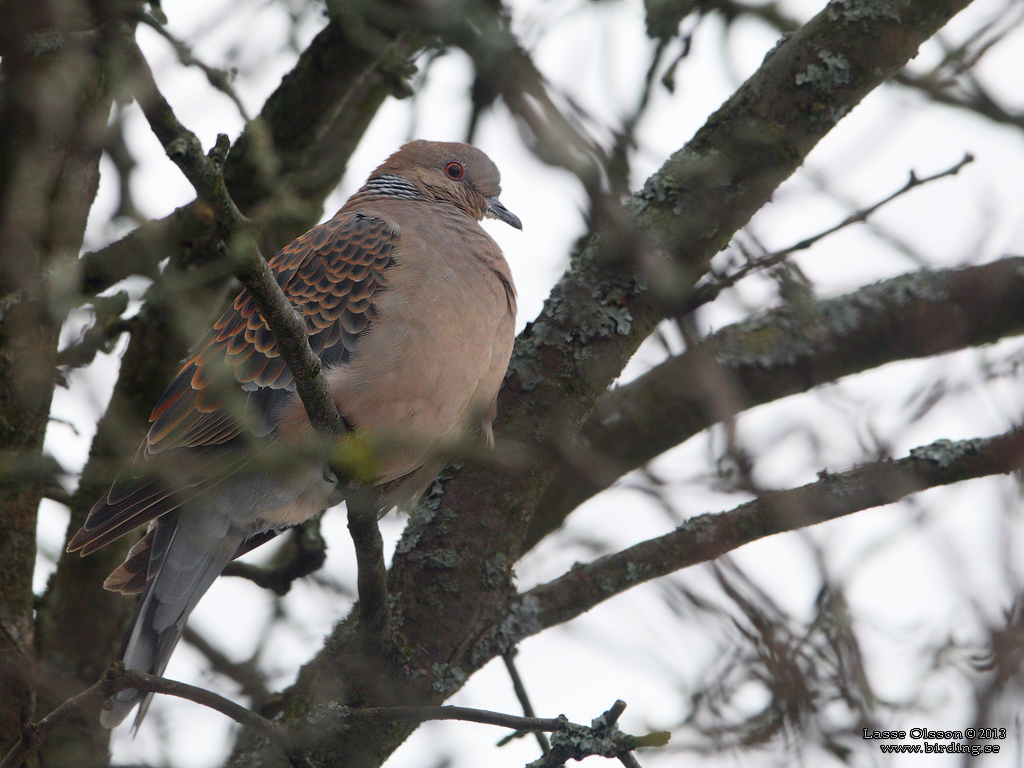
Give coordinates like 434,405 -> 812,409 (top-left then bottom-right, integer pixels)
361,174 -> 422,200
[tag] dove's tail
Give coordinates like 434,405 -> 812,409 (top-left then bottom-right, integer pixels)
100,505 -> 246,730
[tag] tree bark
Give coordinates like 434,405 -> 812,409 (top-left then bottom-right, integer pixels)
0,0 -> 122,755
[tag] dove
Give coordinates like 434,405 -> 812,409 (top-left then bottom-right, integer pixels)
67,140 -> 520,728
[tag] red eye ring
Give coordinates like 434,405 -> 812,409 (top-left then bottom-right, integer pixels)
445,161 -> 464,180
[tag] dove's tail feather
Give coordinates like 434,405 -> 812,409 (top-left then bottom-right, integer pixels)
100,506 -> 246,730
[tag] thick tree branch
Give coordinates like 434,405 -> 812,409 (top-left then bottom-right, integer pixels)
0,3 -> 124,752
73,201 -> 218,296
528,254 -> 1024,547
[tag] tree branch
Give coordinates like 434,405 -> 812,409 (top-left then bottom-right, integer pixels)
135,11 -> 251,121
222,20 -> 413,245
689,153 -> 975,309
347,491 -> 393,653
511,429 -> 1024,645
55,291 -> 131,370
120,36 -> 346,440
528,255 -> 1024,548
221,516 -> 327,596
3,666 -> 665,768
181,627 -> 271,705
893,69 -> 1024,131
72,17 -> 412,298
0,664 -> 291,768
74,201 -> 217,296
501,649 -> 551,755
338,699 -> 668,766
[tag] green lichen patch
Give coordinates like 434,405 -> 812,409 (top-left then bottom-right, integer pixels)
828,0 -> 903,24
910,437 -> 991,468
795,50 -> 851,92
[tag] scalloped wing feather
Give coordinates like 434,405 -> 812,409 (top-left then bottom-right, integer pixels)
66,213 -> 396,556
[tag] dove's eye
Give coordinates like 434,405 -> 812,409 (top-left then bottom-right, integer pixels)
445,162 -> 464,180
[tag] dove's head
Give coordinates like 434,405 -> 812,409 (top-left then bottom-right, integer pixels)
372,140 -> 522,230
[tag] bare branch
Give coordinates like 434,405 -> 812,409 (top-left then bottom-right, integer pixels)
120,36 -> 346,440
339,699 -> 668,766
181,627 -> 271,704
893,68 -> 1024,131
529,255 -> 1024,548
0,676 -> 664,768
500,649 -> 551,755
344,704 -> 567,731
119,669 -> 291,750
515,429 -> 1024,644
221,516 -> 327,596
890,2 -> 1024,132
73,201 -> 217,296
690,153 -> 976,310
0,663 -> 290,768
55,291 -> 131,369
0,675 -> 110,768
135,11 -> 251,122
347,491 -> 393,653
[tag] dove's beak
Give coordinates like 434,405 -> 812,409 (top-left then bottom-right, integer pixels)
484,196 -> 522,230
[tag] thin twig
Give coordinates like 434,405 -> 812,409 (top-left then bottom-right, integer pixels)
181,626 -> 271,703
690,152 -> 975,312
501,649 -> 552,755
136,11 -> 252,121
0,663 -> 292,768
893,69 -> 1024,130
120,668 -> 291,749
